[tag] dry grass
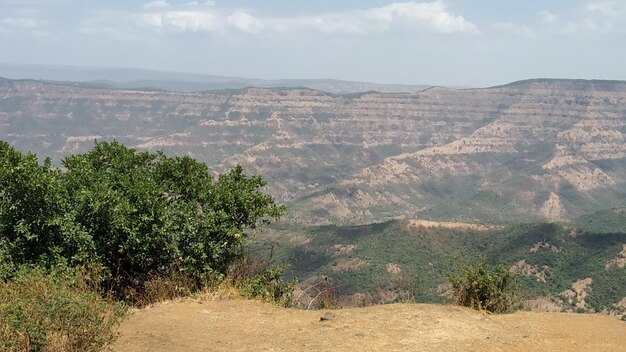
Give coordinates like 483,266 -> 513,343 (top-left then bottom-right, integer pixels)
112,299 -> 626,352
0,268 -> 126,352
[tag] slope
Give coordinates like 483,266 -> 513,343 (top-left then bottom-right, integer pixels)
255,220 -> 626,314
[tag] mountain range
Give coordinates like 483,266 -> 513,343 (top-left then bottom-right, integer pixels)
1,76 -> 625,225
0,63 -> 431,94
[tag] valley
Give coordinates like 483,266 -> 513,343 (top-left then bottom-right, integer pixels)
252,209 -> 626,316
1,76 -> 625,317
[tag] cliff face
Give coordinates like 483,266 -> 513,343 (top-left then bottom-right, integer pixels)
1,79 -> 625,224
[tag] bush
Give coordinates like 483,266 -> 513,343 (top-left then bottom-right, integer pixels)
0,142 -> 79,278
0,141 -> 285,300
446,259 -> 520,313
0,267 -> 126,352
227,256 -> 296,307
239,266 -> 296,307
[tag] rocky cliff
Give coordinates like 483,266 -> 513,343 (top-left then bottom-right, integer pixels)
1,78 -> 625,224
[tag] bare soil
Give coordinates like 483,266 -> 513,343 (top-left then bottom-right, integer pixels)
113,298 -> 625,352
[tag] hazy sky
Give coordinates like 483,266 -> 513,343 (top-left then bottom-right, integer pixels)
0,0 -> 625,86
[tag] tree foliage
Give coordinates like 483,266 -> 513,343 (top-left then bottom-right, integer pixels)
0,140 -> 284,296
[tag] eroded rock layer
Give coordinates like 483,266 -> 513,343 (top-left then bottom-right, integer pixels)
1,78 -> 625,224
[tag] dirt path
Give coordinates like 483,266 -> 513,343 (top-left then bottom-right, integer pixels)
113,299 -> 625,352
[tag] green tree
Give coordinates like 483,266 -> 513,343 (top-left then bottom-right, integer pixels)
0,140 -> 284,296
0,141 -> 92,278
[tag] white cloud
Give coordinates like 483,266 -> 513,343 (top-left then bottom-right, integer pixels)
162,11 -> 221,32
93,1 -> 477,38
144,1 -> 169,10
586,1 -> 619,17
520,2 -> 626,37
133,11 -> 223,33
204,0 -> 215,6
363,1 -> 478,34
539,11 -> 559,24
227,11 -> 264,34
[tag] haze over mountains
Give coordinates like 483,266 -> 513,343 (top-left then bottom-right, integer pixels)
0,63 -> 431,94
1,74 -> 625,225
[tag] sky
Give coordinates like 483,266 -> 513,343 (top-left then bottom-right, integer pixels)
0,0 -> 625,86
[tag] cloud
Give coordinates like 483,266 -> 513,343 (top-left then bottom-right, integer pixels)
362,1 -> 478,34
586,1 -> 619,17
509,2 -> 626,37
0,17 -> 47,36
227,11 -> 264,34
555,1 -> 626,34
88,1 -> 477,38
539,11 -> 559,24
131,10 -> 222,33
579,1 -> 626,33
144,1 -> 169,10
0,17 -> 39,29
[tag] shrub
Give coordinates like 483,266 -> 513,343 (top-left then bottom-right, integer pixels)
0,267 -> 126,352
228,256 -> 296,307
446,259 -> 520,313
0,141 -> 87,279
0,141 -> 284,300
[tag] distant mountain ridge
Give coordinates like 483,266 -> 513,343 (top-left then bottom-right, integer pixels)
0,63 -> 431,94
1,76 -> 625,224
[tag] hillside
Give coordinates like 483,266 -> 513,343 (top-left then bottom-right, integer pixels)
1,78 -> 626,224
253,220 -> 626,315
112,298 -> 626,352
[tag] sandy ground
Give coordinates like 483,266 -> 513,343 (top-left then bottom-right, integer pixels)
112,299 -> 625,352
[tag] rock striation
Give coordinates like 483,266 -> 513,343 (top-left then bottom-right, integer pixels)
1,78 -> 625,224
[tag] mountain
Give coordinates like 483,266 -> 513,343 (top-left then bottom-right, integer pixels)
0,63 -> 431,94
1,77 -> 625,224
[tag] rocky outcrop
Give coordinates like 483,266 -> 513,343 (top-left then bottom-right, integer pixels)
511,260 -> 549,283
605,244 -> 626,269
530,241 -> 561,253
560,278 -> 593,310
539,192 -> 567,221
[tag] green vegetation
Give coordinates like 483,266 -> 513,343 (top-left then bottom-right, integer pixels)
257,220 -> 626,312
447,259 -> 520,313
0,140 -> 287,350
573,208 -> 626,233
0,140 -> 284,296
235,264 -> 296,307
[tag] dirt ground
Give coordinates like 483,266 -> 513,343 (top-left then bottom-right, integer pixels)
112,298 -> 625,352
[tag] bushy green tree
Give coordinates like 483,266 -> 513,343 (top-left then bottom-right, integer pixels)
0,141 -> 92,278
0,140 -> 284,296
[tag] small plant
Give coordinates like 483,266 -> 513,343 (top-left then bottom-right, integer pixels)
239,265 -> 297,307
228,255 -> 296,307
295,277 -> 340,310
446,258 -> 520,313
